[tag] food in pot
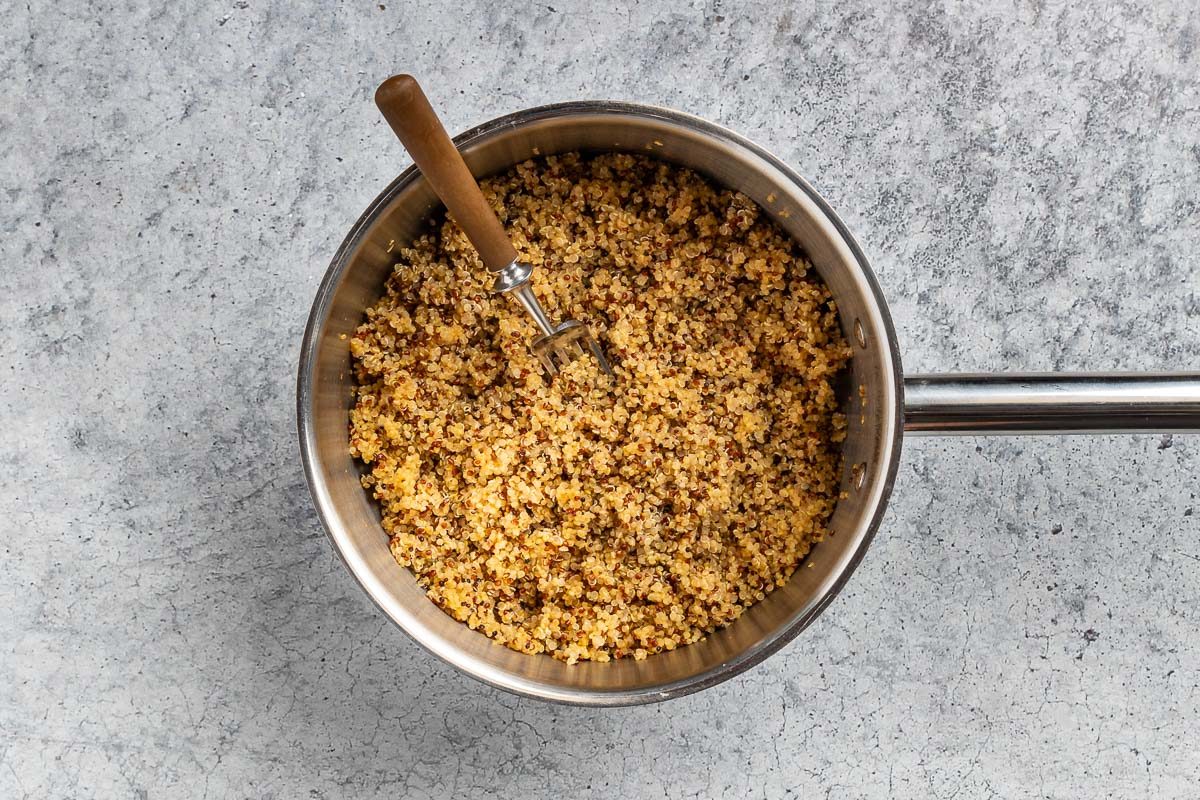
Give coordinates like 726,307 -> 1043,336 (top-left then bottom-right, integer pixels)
348,153 -> 850,663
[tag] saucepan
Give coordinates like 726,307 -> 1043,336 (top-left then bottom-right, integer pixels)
297,101 -> 1200,705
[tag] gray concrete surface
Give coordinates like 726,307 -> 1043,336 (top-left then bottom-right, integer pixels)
2,1 -> 1198,797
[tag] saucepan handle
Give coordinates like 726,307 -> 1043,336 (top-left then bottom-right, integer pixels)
903,373 -> 1200,434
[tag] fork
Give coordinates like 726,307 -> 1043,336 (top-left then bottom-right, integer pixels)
374,75 -> 613,378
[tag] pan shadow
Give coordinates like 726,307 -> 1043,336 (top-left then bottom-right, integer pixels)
216,451 -> 637,791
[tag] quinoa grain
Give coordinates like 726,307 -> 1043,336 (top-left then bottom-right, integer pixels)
349,153 -> 850,663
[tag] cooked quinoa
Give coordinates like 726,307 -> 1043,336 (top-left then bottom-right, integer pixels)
349,153 -> 850,663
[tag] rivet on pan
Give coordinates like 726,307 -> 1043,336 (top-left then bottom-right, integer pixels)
852,462 -> 867,491
853,319 -> 867,349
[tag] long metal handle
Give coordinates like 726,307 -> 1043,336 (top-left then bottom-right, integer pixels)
904,373 -> 1200,434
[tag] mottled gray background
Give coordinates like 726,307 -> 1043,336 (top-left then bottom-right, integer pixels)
2,0 -> 1198,797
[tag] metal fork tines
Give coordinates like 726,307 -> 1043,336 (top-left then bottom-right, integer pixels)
496,261 -> 614,378
532,320 -> 613,377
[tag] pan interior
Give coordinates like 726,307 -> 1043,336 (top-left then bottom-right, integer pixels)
300,105 -> 901,704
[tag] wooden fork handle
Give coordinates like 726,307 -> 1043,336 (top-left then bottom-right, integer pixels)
375,75 -> 518,273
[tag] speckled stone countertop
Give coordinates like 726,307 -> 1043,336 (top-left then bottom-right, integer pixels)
2,1 -> 1198,797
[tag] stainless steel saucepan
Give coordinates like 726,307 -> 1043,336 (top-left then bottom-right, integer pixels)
298,102 -> 1200,706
